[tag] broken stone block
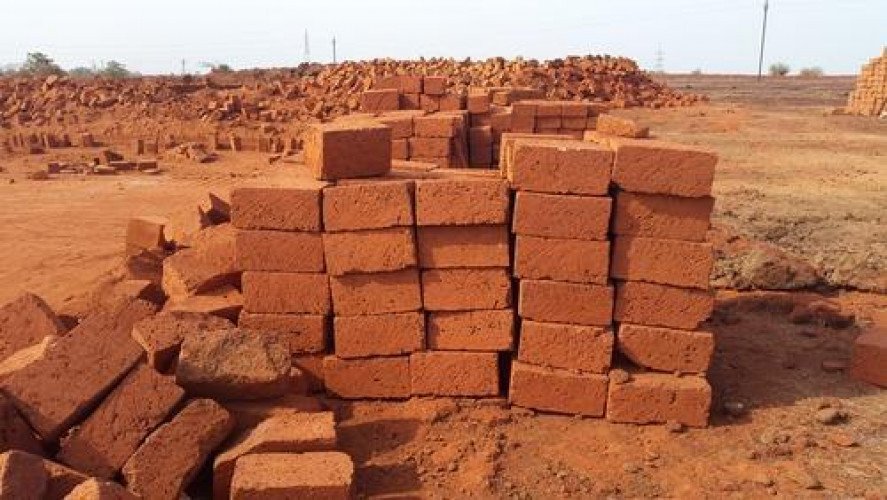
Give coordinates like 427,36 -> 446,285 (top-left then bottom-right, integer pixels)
131,311 -> 234,372
0,450 -> 48,499
212,412 -> 337,499
176,329 -> 290,400
0,293 -> 66,363
230,452 -> 354,499
122,399 -> 234,500
125,217 -> 168,257
0,394 -> 43,455
162,285 -> 243,322
0,335 -> 57,382
161,224 -> 238,301
63,478 -> 138,500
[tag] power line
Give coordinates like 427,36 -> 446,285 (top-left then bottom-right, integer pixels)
757,0 -> 770,80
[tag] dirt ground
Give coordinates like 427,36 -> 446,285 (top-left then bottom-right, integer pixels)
0,75 -> 885,498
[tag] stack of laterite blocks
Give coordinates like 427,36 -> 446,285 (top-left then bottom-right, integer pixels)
847,47 -> 887,116
375,110 -> 469,168
364,75 -> 464,113
593,132 -> 717,428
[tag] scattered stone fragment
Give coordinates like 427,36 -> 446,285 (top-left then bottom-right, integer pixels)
0,394 -> 43,455
0,292 -> 66,363
64,478 -> 138,499
131,311 -> 234,371
814,408 -> 846,425
0,450 -> 48,499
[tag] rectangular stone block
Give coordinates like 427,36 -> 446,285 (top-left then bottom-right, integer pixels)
850,327 -> 886,387
161,225 -> 237,301
614,282 -> 713,330
414,115 -> 456,137
514,236 -> 610,285
467,93 -> 491,114
231,186 -> 322,232
329,269 -> 422,315
360,89 -> 400,112
238,312 -> 327,354
606,373 -> 712,427
304,121 -> 392,180
509,139 -> 612,195
125,216 -> 167,257
122,399 -> 234,500
376,113 -> 414,139
415,177 -> 509,226
323,180 -> 413,231
509,362 -> 608,416
426,310 -> 514,351
518,280 -> 612,326
334,313 -> 424,358
410,352 -> 499,397
608,137 -> 717,197
0,394 -> 42,455
235,230 -> 324,273
611,237 -> 713,289
241,272 -> 330,315
513,192 -> 611,240
409,137 -> 450,158
230,452 -> 353,500
422,268 -> 511,312
416,225 -> 509,269
0,300 -> 155,441
423,76 -> 446,96
617,323 -> 714,374
392,138 -> 408,160
518,321 -> 613,373
613,192 -> 713,242
469,126 -> 493,165
595,114 -> 650,138
322,227 -> 417,276
323,356 -> 410,399
56,364 -> 184,478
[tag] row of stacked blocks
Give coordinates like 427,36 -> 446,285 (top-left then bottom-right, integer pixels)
846,47 -> 887,116
232,120 -> 718,427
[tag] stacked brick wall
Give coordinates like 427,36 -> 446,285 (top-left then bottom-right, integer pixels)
847,48 -> 887,116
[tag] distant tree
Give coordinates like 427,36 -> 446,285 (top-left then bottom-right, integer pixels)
799,67 -> 824,78
68,67 -> 97,78
769,62 -> 790,77
100,60 -> 131,79
21,52 -> 64,76
215,63 -> 233,73
691,68 -> 703,75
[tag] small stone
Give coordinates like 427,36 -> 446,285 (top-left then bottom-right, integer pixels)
622,463 -> 642,474
665,419 -> 685,433
797,471 -> 822,490
752,473 -> 774,487
814,408 -> 846,425
828,431 -> 858,447
609,369 -> 631,384
723,401 -> 747,417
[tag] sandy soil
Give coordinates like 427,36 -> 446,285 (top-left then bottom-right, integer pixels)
0,75 -> 884,498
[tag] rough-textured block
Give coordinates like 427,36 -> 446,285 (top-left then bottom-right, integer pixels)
518,321 -> 613,373
606,373 -> 712,427
518,280 -> 612,326
162,286 -> 243,323
377,113 -> 415,139
617,324 -> 714,374
611,237 -> 713,289
122,399 -> 234,500
329,269 -> 421,315
410,352 -> 499,397
422,268 -> 511,311
235,230 -> 324,273
162,224 -> 238,300
125,216 -> 167,257
0,335 -> 56,383
131,312 -> 234,371
595,114 -> 650,138
334,312 -> 424,358
242,272 -> 330,315
509,139 -> 612,195
0,394 -> 42,455
322,227 -> 417,276
426,310 -> 514,351
614,282 -> 713,330
409,137 -> 451,158
304,121 -> 392,180
613,192 -> 713,242
423,76 -> 447,96
176,329 -> 290,400
223,394 -> 326,433
323,356 -> 411,399
360,89 -> 400,112
514,236 -> 610,285
509,362 -> 608,416
417,225 -> 509,269
415,178 -> 509,225
238,312 -> 327,355
230,452 -> 353,500
608,138 -> 717,197
0,293 -> 65,363
230,185 -> 322,231
56,364 -> 184,478
213,412 -> 337,500
850,327 -> 886,387
0,300 -> 154,441
323,181 -> 413,231
64,478 -> 138,499
0,450 -> 48,499
43,459 -> 90,499
513,192 -> 611,240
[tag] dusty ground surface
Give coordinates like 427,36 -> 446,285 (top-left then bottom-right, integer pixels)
0,75 -> 885,498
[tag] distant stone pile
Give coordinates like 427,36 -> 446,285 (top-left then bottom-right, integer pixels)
847,48 -> 887,117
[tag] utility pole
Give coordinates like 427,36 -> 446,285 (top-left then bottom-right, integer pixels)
303,29 -> 311,64
332,36 -> 337,64
181,59 -> 186,76
757,0 -> 770,80
655,46 -> 664,74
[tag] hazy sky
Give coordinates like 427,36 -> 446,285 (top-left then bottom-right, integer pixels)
2,0 -> 884,75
